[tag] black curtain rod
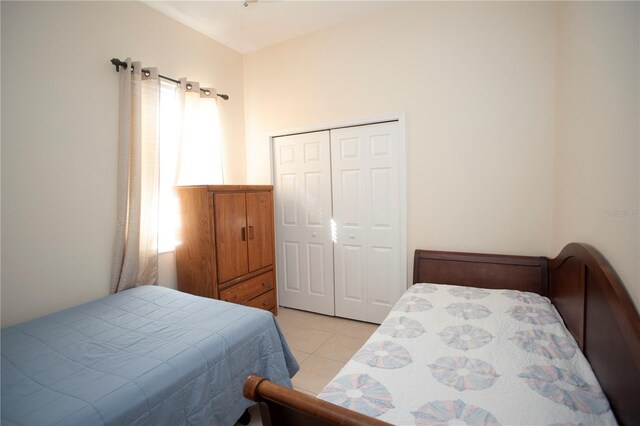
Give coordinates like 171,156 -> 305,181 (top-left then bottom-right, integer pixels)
110,58 -> 229,100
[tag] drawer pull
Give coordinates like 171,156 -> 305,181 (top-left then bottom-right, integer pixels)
262,282 -> 268,287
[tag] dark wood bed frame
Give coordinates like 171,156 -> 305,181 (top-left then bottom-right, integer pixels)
244,243 -> 640,426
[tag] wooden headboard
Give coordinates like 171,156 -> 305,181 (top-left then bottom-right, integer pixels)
413,243 -> 640,426
547,243 -> 640,426
413,249 -> 548,294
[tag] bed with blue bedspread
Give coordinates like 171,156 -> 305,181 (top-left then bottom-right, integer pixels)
1,285 -> 298,425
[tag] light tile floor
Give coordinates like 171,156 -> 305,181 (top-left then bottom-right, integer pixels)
236,307 -> 380,426
277,307 -> 379,395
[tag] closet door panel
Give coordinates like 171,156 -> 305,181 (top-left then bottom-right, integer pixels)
305,172 -> 324,226
366,124 -> 401,322
283,241 -> 301,292
307,243 -> 327,296
369,246 -> 392,305
332,131 -> 367,321
332,122 -> 402,323
273,131 -> 334,315
342,245 -> 364,301
214,193 -> 249,283
246,191 -> 274,272
280,174 -> 298,225
340,170 -> 362,227
370,168 -> 392,228
367,165 -> 397,306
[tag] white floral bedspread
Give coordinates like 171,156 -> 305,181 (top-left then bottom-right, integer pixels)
317,283 -> 617,426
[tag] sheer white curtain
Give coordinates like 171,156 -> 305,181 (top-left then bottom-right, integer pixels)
158,79 -> 224,251
111,60 -> 224,292
175,79 -> 224,186
111,58 -> 160,293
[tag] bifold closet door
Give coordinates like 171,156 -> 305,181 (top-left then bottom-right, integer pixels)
331,122 -> 402,323
273,131 -> 335,315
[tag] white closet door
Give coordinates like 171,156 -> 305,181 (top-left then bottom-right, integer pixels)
273,131 -> 335,315
331,122 -> 402,323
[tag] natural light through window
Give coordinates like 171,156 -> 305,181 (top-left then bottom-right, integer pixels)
158,81 -> 224,253
175,90 -> 224,186
158,81 -> 181,253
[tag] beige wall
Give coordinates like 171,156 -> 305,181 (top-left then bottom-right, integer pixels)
553,2 -> 640,309
1,1 -> 246,326
244,1 -> 639,310
2,1 -> 637,326
244,2 -> 557,277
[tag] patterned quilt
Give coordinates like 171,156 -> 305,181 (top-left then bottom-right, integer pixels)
318,283 -> 617,425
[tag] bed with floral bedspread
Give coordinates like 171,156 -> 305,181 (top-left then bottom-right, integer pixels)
317,283 -> 616,426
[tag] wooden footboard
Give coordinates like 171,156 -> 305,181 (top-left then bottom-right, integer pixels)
243,375 -> 390,426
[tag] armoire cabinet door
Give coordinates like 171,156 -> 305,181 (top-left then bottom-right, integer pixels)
214,193 -> 249,282
246,191 -> 274,272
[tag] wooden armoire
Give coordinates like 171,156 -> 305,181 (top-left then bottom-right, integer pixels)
174,185 -> 277,314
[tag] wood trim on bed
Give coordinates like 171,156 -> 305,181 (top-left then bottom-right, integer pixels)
243,375 -> 391,426
246,243 -> 640,426
413,249 -> 548,295
548,243 -> 640,426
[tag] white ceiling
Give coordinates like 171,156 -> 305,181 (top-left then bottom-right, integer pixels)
142,1 -> 407,54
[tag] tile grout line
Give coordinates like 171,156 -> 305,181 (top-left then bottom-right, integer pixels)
296,323 -> 342,396
307,352 -> 349,365
294,387 -> 318,397
279,307 -> 380,399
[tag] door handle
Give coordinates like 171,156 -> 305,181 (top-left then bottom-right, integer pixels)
241,227 -> 247,241
249,226 -> 255,240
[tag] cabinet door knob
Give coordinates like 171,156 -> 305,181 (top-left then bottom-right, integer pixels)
349,234 -> 355,239
312,232 -> 317,237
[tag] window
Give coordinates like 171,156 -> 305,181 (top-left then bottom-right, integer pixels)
158,81 -> 180,253
158,80 -> 223,252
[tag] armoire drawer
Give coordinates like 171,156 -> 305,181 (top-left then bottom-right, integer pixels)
219,270 -> 274,304
246,290 -> 275,311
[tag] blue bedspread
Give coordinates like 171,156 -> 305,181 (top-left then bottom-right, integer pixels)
1,286 -> 299,425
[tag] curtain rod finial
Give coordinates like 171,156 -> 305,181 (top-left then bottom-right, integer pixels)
110,58 -> 126,72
